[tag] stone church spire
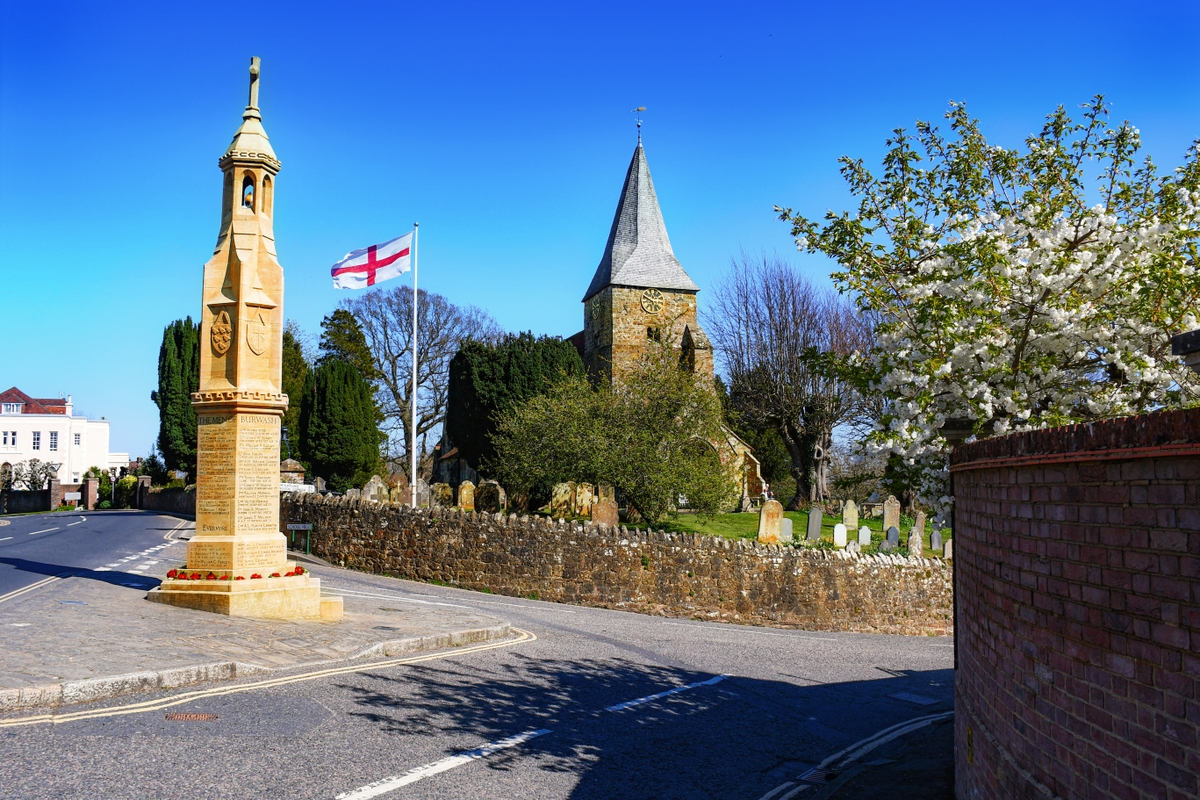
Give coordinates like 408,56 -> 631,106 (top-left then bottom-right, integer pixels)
583,143 -> 699,303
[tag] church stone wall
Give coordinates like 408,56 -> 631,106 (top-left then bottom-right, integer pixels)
584,286 -> 711,383
281,493 -> 953,635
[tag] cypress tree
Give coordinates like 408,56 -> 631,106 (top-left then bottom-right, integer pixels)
150,317 -> 200,479
445,332 -> 584,471
281,326 -> 309,463
318,309 -> 377,379
300,359 -> 383,492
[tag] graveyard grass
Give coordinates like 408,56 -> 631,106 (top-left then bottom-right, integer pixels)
621,511 -> 951,557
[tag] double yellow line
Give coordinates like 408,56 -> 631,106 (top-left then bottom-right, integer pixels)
0,575 -> 65,606
0,628 -> 536,729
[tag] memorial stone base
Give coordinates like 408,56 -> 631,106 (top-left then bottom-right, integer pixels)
147,566 -> 342,621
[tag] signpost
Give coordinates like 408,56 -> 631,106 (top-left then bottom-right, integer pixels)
285,523 -> 313,554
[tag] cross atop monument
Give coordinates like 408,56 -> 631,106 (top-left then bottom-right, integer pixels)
248,56 -> 261,110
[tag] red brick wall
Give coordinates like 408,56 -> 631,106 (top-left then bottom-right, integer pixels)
952,409 -> 1200,800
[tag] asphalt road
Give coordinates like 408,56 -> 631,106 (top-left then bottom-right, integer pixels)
0,531 -> 954,800
0,510 -> 185,599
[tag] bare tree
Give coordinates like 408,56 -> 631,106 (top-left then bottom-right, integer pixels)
341,286 -> 501,478
707,253 -> 872,509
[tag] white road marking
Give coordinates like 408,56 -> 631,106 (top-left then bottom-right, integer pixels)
757,781 -> 797,800
333,585 -> 579,614
106,563 -> 121,567
325,587 -> 478,612
606,674 -> 726,712
94,568 -> 111,572
777,785 -> 809,799
67,519 -> 84,526
0,537 -> 11,542
29,527 -> 59,535
660,621 -> 838,642
334,728 -> 552,800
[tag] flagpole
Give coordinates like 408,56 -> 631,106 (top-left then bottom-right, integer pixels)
410,222 -> 419,508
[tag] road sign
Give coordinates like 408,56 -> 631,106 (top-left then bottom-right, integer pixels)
286,523 -> 313,530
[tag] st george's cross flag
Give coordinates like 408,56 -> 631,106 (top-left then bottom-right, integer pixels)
331,232 -> 412,289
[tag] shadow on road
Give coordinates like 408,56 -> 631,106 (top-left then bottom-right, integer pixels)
338,652 -> 954,799
0,557 -> 160,591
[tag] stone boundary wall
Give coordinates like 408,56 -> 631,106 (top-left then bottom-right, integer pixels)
952,408 -> 1200,800
140,486 -> 196,517
280,494 -> 953,635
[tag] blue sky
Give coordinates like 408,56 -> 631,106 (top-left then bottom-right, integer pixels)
2,0 -> 1198,455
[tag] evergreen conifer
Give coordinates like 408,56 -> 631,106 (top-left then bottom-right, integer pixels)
150,318 -> 200,478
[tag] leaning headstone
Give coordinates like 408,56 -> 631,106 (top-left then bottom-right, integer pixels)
943,539 -> 953,560
879,538 -> 894,553
550,482 -> 574,518
457,480 -> 475,512
912,510 -> 927,539
883,495 -> 901,532
842,499 -> 859,531
846,540 -> 861,556
833,523 -> 848,548
430,483 -> 453,508
806,508 -> 823,542
476,481 -> 504,513
858,525 -> 871,546
930,530 -> 943,555
757,500 -> 784,543
908,531 -> 924,556
887,525 -> 900,547
780,518 -> 793,543
575,482 -> 594,517
591,497 -> 619,527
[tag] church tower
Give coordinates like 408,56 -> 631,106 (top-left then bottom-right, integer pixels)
582,142 -> 713,385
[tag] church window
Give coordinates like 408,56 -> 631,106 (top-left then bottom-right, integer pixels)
241,174 -> 255,210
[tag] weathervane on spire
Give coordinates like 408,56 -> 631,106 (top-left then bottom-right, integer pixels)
632,106 -> 646,143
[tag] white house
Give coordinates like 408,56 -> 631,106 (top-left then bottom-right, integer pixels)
0,387 -> 130,486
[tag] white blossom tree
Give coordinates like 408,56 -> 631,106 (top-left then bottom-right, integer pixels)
778,97 -> 1200,520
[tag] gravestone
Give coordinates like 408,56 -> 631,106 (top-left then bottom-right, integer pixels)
313,477 -> 327,493
806,508 -> 823,542
550,483 -> 574,518
780,517 -> 793,543
575,482 -> 594,517
757,500 -> 784,543
363,475 -> 387,503
345,488 -> 360,499
943,539 -> 953,560
833,523 -> 848,548
846,540 -> 861,556
146,57 -> 339,621
842,500 -> 859,531
887,525 -> 900,547
908,531 -> 924,556
457,480 -> 475,511
912,511 -> 927,539
597,484 -> 615,504
591,497 -> 619,527
879,538 -> 894,553
476,481 -> 504,513
883,495 -> 901,532
740,495 -> 752,513
858,525 -> 871,546
430,483 -> 453,508
930,530 -> 943,555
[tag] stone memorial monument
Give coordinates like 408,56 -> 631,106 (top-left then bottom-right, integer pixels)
148,58 -> 340,621
886,525 -> 900,548
930,530 -> 943,555
806,508 -> 822,542
858,525 -> 871,546
780,517 -> 793,543
550,482 -> 575,518
757,499 -> 784,543
591,497 -> 619,527
833,523 -> 848,548
842,499 -> 858,531
431,482 -> 453,508
476,480 -> 505,513
943,539 -> 953,560
883,495 -> 901,532
912,510 -> 926,539
908,530 -> 924,556
575,482 -> 595,516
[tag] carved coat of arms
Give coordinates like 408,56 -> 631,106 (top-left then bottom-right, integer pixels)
247,312 -> 269,355
211,310 -> 232,355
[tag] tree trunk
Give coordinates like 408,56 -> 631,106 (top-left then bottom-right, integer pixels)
778,421 -> 816,510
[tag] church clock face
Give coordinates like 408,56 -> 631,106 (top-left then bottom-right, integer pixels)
640,289 -> 665,315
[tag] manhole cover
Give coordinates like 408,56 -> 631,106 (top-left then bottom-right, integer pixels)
165,713 -> 218,722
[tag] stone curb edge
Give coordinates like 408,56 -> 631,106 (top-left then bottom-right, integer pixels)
0,622 -> 513,714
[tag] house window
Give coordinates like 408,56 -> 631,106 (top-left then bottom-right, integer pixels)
74,433 -> 81,446
2,431 -> 7,446
49,431 -> 58,451
1,403 -> 22,414
32,431 -> 40,450
72,472 -> 80,483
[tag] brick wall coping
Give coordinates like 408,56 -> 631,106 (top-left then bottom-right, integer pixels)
949,406 -> 1200,471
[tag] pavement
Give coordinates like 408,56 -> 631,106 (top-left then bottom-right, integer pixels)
0,509 -> 955,799
0,510 -> 510,710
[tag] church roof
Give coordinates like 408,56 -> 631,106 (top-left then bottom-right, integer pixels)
583,143 -> 699,302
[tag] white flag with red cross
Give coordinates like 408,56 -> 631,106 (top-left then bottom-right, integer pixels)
330,232 -> 413,289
